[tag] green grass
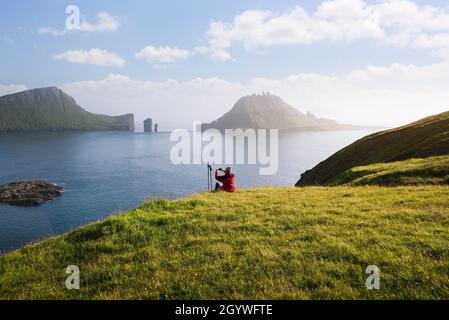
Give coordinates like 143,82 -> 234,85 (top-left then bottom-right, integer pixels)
0,87 -> 134,132
297,110 -> 449,186
1,186 -> 449,300
330,156 -> 449,186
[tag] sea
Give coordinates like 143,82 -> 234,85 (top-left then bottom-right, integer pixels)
0,129 -> 379,252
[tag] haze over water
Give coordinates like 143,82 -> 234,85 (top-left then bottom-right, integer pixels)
0,129 -> 378,252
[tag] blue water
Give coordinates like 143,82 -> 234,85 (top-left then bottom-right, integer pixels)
0,129 -> 378,252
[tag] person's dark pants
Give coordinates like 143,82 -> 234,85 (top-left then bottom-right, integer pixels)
215,183 -> 221,191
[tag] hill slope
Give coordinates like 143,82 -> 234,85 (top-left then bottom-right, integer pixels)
1,186 -> 449,299
296,111 -> 449,186
330,156 -> 449,186
0,87 -> 134,132
202,93 -> 352,131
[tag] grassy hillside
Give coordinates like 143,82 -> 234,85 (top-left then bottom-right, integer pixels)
1,186 -> 449,300
0,87 -> 134,132
329,156 -> 449,186
297,111 -> 449,186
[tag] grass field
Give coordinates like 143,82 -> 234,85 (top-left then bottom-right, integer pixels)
331,156 -> 449,186
1,186 -> 449,300
297,110 -> 449,186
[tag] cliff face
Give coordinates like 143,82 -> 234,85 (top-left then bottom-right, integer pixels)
0,87 -> 134,132
202,93 -> 350,131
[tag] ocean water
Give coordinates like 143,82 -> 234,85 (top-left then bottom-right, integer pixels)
0,129 -> 378,252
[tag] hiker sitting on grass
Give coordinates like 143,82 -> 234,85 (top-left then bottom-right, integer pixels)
215,167 -> 236,192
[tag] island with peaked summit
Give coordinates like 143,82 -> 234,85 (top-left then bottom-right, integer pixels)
202,92 -> 355,131
0,87 -> 134,132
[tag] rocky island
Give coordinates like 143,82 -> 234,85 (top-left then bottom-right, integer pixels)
0,180 -> 64,206
202,93 -> 354,131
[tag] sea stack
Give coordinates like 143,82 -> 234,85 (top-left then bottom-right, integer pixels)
144,118 -> 153,132
154,124 -> 158,133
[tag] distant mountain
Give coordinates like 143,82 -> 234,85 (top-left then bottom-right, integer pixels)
296,110 -> 449,186
0,87 -> 134,132
202,93 -> 353,131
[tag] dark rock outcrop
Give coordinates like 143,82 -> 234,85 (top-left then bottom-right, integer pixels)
0,87 -> 134,132
0,180 -> 64,206
144,118 -> 153,132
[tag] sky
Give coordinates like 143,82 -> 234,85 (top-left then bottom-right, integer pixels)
1,0 -> 449,129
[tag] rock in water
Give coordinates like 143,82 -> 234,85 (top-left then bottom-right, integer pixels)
144,118 -> 153,132
0,180 -> 64,207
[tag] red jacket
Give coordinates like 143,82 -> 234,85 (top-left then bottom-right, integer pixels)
215,170 -> 236,192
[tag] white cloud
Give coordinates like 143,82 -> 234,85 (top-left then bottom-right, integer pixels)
38,27 -> 66,36
80,11 -> 119,32
134,45 -> 234,65
39,11 -> 119,36
53,49 -> 125,67
193,45 -> 233,62
0,84 -> 27,97
61,59 -> 449,130
62,74 -> 245,128
1,35 -> 15,43
135,46 -> 192,64
204,0 -> 449,60
246,61 -> 449,126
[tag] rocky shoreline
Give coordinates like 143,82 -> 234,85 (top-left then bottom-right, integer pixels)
0,180 -> 63,207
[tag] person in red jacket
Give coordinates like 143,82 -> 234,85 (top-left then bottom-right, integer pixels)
215,167 -> 236,192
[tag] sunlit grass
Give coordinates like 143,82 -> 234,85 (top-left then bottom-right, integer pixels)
1,186 -> 449,299
332,156 -> 449,186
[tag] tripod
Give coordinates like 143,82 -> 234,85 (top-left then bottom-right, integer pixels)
207,163 -> 213,192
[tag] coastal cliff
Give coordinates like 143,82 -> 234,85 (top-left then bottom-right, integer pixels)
0,87 -> 134,132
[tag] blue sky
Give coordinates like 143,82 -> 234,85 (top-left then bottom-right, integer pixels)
0,0 -> 444,86
1,0 -> 317,86
2,0 -> 449,128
